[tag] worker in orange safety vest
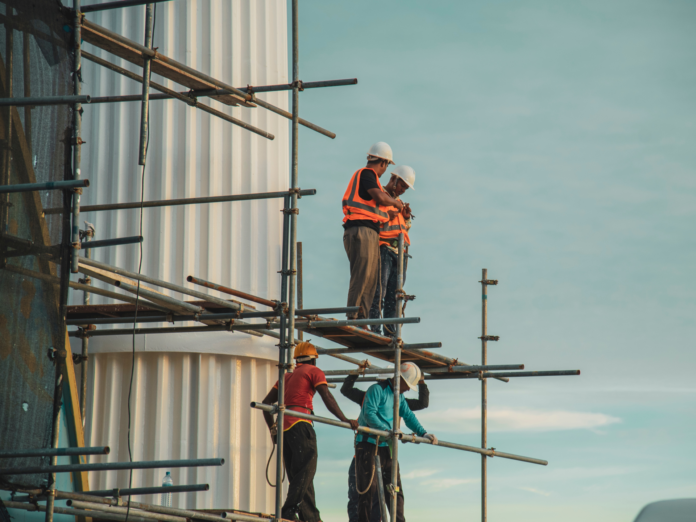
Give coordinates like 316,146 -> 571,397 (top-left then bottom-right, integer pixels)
368,165 -> 415,337
342,142 -> 405,322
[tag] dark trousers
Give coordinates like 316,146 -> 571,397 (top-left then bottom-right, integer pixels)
282,422 -> 320,522
368,246 -> 406,337
355,441 -> 405,522
348,456 -> 381,522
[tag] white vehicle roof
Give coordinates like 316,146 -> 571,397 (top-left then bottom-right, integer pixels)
634,499 -> 696,522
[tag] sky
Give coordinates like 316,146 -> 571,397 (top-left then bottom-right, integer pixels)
285,1 -> 696,521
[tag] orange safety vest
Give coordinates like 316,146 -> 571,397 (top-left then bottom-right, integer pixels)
379,202 -> 411,248
342,169 -> 390,224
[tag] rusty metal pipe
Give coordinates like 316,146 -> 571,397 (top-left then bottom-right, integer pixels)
187,275 -> 278,309
80,19 -> 335,139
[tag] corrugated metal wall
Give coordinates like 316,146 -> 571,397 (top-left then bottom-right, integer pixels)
75,0 -> 289,512
85,352 -> 280,511
77,0 -> 288,316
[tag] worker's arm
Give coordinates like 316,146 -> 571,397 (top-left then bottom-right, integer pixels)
404,380 -> 430,412
399,395 -> 427,437
316,384 -> 359,430
261,387 -> 279,433
361,385 -> 391,431
340,374 -> 367,407
367,188 -> 404,211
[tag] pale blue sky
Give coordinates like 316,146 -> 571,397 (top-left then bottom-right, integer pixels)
287,1 -> 696,521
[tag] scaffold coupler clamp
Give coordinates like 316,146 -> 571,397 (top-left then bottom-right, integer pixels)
281,207 -> 299,215
387,483 -> 400,497
293,80 -> 305,92
489,447 -> 496,458
479,335 -> 500,341
288,187 -> 303,199
479,278 -> 498,285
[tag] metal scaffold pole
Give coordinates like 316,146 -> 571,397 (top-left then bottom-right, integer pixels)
138,4 -> 154,166
70,0 -> 82,273
390,233 -> 405,521
80,228 -> 93,423
274,0 -> 301,518
45,357 -> 64,522
481,268 -> 488,522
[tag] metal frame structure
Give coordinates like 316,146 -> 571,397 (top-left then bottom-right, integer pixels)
0,2 -> 582,522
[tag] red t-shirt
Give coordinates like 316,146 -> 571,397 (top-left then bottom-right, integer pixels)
273,363 -> 327,431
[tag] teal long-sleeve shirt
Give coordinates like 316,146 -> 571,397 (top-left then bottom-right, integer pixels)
356,379 -> 427,446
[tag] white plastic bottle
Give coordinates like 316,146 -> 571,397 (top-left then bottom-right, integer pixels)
162,471 -> 173,507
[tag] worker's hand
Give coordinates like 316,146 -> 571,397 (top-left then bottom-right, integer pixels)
387,209 -> 400,220
348,419 -> 359,431
270,423 -> 278,440
402,203 -> 412,219
392,199 -> 404,212
424,433 -> 438,445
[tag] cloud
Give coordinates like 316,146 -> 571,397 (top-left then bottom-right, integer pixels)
402,469 -> 439,480
518,487 -> 551,497
417,407 -> 621,433
420,478 -> 479,490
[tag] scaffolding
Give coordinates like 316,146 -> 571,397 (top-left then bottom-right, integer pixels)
0,1 -> 581,522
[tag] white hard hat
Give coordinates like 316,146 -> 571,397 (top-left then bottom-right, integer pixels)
367,142 -> 395,165
391,165 -> 416,190
400,362 -> 422,391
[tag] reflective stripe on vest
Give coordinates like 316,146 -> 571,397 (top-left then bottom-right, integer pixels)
379,205 -> 411,246
342,169 -> 389,223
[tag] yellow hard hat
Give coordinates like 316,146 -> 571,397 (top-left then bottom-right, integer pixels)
294,341 -> 318,361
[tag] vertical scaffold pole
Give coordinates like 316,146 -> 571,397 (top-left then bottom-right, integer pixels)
276,0 -> 300,514
80,231 -> 93,423
23,30 -> 31,157
70,0 -> 82,273
287,0 -> 299,361
481,268 -> 488,522
45,360 -> 63,522
275,196 -> 291,519
138,4 -> 154,165
390,233 -> 404,521
2,18 -> 13,234
297,241 -> 303,341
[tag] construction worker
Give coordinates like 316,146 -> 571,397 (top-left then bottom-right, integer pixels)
342,370 -> 430,522
368,166 -> 415,337
261,342 -> 359,522
354,362 -> 438,522
343,142 -> 405,322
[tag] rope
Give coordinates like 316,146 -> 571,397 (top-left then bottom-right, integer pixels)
265,441 -> 286,488
355,436 -> 380,495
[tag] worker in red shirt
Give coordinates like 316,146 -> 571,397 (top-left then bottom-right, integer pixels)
262,342 -> 359,522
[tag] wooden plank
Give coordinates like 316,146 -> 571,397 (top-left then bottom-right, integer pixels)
80,23 -> 254,108
61,330 -> 91,495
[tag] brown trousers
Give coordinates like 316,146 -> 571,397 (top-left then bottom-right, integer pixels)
343,226 -> 380,319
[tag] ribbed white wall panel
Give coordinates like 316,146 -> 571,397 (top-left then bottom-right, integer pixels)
76,0 -> 289,356
85,352 -> 281,512
73,0 -> 290,512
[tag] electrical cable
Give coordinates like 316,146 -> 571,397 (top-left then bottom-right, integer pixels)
125,6 -> 156,522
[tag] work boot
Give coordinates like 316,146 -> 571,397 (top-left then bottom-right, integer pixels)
281,508 -> 299,521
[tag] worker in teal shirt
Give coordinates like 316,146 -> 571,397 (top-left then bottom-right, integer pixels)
354,362 -> 438,522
